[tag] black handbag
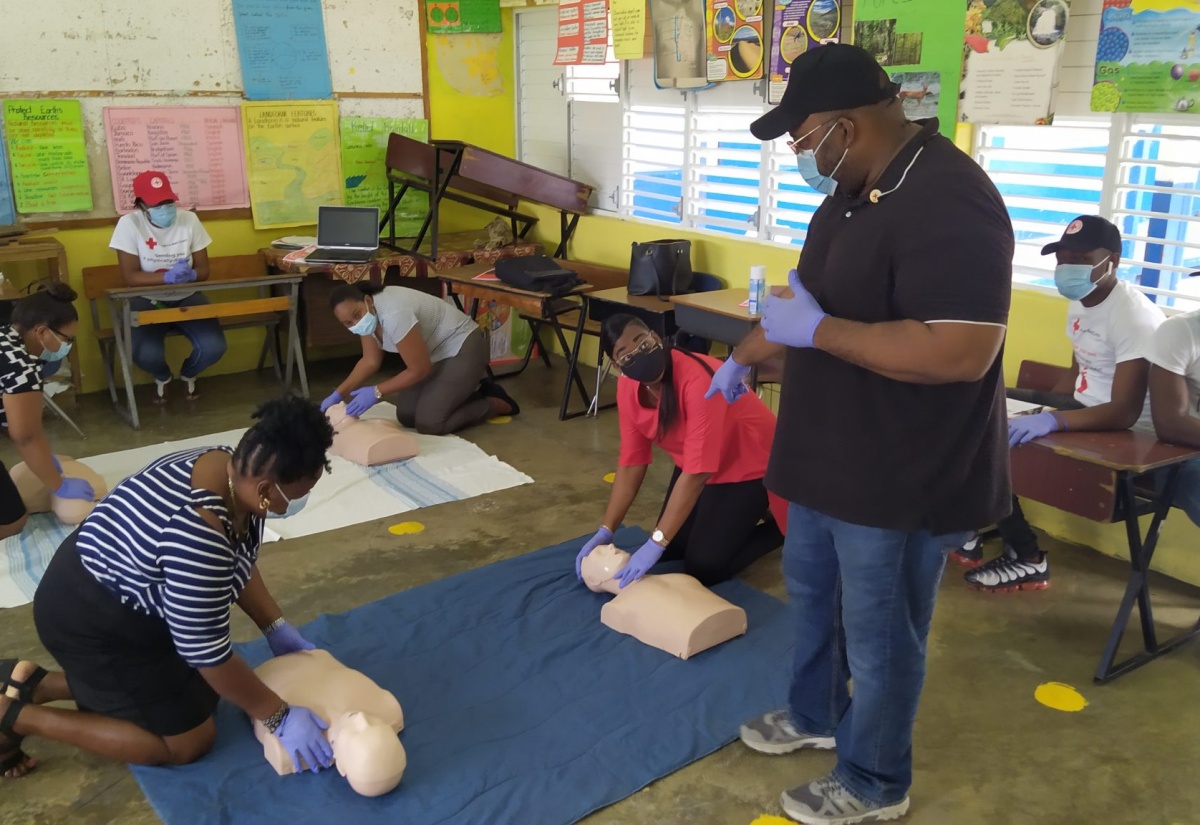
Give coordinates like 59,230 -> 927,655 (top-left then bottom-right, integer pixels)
494,255 -> 582,297
627,239 -> 694,299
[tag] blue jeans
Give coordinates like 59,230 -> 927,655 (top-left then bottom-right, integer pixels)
129,293 -> 227,382
783,502 -> 965,805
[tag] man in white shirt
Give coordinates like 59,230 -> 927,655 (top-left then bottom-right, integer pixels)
1147,309 -> 1200,525
957,216 -> 1166,591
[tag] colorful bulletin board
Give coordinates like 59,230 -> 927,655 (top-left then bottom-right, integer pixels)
1091,0 -> 1200,113
232,0 -> 334,100
707,0 -> 767,81
340,117 -> 429,236
961,0 -> 1069,123
0,119 -> 14,224
768,0 -> 842,103
1,100 -> 92,214
852,0 -> 966,136
426,0 -> 503,33
555,0 -> 611,64
104,107 -> 250,213
242,100 -> 342,229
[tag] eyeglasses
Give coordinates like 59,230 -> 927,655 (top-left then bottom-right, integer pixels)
46,327 -> 75,345
783,117 -> 840,155
614,334 -> 660,368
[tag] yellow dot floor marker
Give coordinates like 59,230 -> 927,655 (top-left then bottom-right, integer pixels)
388,521 -> 425,536
750,816 -> 794,825
1034,681 -> 1088,712
603,472 -> 616,483
487,415 -> 512,425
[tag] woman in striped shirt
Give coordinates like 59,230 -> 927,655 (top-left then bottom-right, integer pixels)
0,397 -> 335,778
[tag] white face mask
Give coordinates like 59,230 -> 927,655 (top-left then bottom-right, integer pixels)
265,483 -> 311,519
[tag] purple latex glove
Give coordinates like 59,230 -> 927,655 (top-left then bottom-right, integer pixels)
265,620 -> 317,657
575,526 -> 614,581
345,386 -> 379,417
163,259 -> 196,285
705,356 -> 752,404
319,390 -> 343,413
51,455 -> 62,473
761,268 -> 828,349
614,538 -> 666,589
54,476 -> 95,502
275,705 -> 333,773
1008,411 -> 1062,447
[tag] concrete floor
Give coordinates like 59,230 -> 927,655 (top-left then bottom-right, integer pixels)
2,357 -> 1200,825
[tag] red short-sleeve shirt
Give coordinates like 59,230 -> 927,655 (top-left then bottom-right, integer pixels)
617,349 -> 776,484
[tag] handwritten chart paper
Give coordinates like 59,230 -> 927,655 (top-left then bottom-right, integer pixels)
0,120 -> 15,224
1,100 -> 92,214
340,117 -> 428,236
242,101 -> 342,229
612,0 -> 647,59
555,0 -> 611,65
232,0 -> 333,100
103,107 -> 250,213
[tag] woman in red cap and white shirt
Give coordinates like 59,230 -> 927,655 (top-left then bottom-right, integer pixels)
573,314 -> 786,589
108,171 -> 227,403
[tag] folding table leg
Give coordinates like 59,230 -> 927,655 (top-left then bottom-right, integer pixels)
109,298 -> 140,429
556,302 -> 591,420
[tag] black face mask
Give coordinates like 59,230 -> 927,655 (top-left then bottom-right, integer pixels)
622,344 -> 668,384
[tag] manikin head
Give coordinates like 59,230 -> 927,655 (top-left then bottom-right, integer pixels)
581,544 -> 632,595
325,401 -> 356,432
328,711 -> 407,797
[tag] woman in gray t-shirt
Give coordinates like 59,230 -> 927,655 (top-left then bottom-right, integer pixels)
322,283 -> 518,434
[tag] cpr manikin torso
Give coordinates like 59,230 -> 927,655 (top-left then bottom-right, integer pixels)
10,455 -> 107,524
581,544 -> 747,659
251,649 -> 406,797
325,402 -> 419,466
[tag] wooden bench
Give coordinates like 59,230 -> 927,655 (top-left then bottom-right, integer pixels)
82,253 -> 307,428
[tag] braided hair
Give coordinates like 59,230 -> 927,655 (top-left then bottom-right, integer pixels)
232,396 -> 334,483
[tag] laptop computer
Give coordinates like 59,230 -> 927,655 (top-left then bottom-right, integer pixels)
305,206 -> 380,264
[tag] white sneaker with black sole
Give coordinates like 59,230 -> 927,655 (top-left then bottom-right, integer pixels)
739,709 -> 836,755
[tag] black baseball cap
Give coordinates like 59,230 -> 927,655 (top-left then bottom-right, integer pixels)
1040,215 -> 1122,255
750,44 -> 900,141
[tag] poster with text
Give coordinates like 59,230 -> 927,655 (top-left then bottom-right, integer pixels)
104,107 -> 250,213
961,0 -> 1069,123
242,100 -> 342,229
707,0 -> 766,81
232,0 -> 333,100
555,0 -> 610,64
340,117 -> 429,237
426,0 -> 503,34
1,100 -> 92,214
769,0 -> 842,103
852,0 -> 966,136
1091,0 -> 1200,113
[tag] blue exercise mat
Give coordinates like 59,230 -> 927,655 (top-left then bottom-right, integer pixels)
131,527 -> 792,825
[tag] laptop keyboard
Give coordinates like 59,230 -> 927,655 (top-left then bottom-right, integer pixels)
307,247 -> 374,262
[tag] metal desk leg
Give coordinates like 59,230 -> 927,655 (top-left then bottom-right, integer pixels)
558,297 -> 592,420
1094,467 -> 1200,683
108,297 -> 140,429
286,282 -> 309,397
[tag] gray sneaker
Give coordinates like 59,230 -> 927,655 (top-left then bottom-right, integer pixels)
739,709 -> 836,755
781,774 -> 910,824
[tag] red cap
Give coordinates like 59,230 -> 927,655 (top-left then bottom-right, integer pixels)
132,171 -> 179,206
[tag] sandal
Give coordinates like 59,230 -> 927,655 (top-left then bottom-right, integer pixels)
0,695 -> 35,778
0,659 -> 46,704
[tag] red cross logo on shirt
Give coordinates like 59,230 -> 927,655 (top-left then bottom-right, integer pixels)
146,237 -> 157,249
1078,368 -> 1088,394
1072,318 -> 1080,333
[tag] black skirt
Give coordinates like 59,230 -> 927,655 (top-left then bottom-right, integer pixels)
0,458 -> 27,527
32,529 -> 219,737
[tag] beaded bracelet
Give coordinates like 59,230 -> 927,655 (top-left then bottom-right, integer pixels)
262,702 -> 290,734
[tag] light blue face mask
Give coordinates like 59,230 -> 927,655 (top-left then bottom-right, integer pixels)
39,329 -> 71,362
146,203 -> 177,228
1054,258 -> 1111,301
265,483 -> 311,519
349,309 -> 378,337
794,121 -> 849,197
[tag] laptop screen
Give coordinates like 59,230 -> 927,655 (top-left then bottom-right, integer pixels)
317,206 -> 380,248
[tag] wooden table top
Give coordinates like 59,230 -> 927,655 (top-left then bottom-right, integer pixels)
587,286 -> 679,314
1021,429 -> 1200,474
671,288 -> 755,320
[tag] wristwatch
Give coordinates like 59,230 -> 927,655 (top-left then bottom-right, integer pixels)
651,529 -> 668,547
373,385 -> 383,401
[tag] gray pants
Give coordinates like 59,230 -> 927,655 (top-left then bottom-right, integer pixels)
394,330 -> 491,435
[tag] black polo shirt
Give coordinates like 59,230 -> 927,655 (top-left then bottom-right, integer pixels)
765,118 -> 1013,534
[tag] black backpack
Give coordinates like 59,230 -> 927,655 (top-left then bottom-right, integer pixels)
494,255 -> 582,297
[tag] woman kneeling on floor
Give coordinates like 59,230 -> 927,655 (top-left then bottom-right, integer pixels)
0,396 -> 335,778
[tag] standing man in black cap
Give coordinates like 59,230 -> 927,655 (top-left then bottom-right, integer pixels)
705,44 -> 1013,823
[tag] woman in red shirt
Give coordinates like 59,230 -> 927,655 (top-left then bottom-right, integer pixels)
575,314 -> 784,588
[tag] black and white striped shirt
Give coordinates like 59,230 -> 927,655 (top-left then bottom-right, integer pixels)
76,447 -> 262,668
0,325 -> 43,429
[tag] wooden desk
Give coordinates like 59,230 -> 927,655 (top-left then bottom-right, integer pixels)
671,288 -> 756,347
438,263 -> 594,420
1011,429 -> 1200,682
0,235 -> 81,397
105,273 -> 307,429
